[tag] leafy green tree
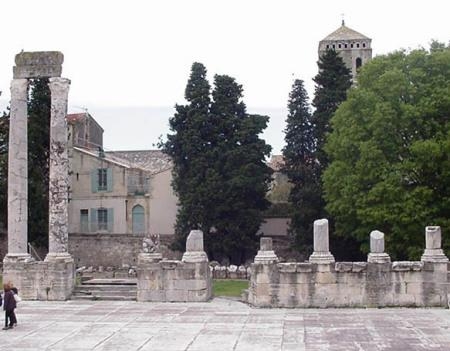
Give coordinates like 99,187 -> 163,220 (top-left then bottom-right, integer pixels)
28,78 -> 51,247
282,79 -> 320,256
323,43 -> 450,260
162,64 -> 272,264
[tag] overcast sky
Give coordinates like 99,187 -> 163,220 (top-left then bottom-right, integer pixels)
1,0 -> 449,154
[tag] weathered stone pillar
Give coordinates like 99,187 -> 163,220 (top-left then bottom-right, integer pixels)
45,77 -> 72,260
182,230 -> 208,263
367,230 -> 391,263
309,218 -> 335,264
421,226 -> 449,262
254,237 -> 278,263
5,78 -> 32,262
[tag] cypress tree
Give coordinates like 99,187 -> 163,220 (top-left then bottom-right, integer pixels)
282,79 -> 319,256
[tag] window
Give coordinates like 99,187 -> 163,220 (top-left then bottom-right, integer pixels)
338,44 -> 341,48
356,57 -> 362,69
363,43 -> 366,48
91,168 -> 113,192
80,209 -> 89,232
90,207 -> 114,232
351,43 -> 354,48
357,43 -> 360,48
98,169 -> 107,191
326,44 -> 329,49
98,208 -> 108,231
332,44 -> 335,49
344,44 -> 348,48
132,205 -> 145,234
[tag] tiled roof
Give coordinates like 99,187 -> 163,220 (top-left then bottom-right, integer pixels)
105,150 -> 173,174
321,23 -> 370,41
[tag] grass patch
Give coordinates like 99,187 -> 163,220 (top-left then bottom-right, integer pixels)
213,279 -> 248,297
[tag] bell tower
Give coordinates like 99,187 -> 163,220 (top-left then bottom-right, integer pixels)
318,20 -> 372,78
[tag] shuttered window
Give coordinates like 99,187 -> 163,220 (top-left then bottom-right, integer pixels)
91,168 -> 113,193
90,207 -> 114,232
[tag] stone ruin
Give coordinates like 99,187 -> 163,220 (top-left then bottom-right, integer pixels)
247,219 -> 450,308
3,51 -> 74,300
137,230 -> 212,302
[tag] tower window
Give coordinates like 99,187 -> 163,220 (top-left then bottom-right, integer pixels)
357,43 -> 360,48
351,43 -> 354,48
344,44 -> 347,48
356,57 -> 362,69
338,44 -> 341,48
332,44 -> 335,49
326,44 -> 329,49
363,43 -> 366,48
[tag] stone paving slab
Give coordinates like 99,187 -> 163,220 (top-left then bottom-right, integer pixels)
0,298 -> 449,350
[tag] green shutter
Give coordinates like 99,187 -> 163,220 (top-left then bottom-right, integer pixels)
91,170 -> 98,193
107,208 -> 114,232
106,168 -> 113,192
90,208 -> 97,232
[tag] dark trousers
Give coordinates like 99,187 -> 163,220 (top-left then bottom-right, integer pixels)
4,310 -> 16,327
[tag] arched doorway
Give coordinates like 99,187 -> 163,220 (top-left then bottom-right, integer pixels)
132,205 -> 145,234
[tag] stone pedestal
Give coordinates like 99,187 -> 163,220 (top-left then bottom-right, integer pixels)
254,237 -> 278,264
182,230 -> 209,263
421,226 -> 449,263
309,219 -> 335,264
367,230 -> 391,263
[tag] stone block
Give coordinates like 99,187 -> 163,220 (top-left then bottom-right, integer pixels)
352,262 -> 368,272
166,289 -> 188,302
278,263 -> 297,273
296,263 -> 313,273
315,272 -> 337,284
185,230 -> 204,252
335,262 -> 353,272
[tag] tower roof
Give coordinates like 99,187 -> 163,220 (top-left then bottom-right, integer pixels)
321,21 -> 370,41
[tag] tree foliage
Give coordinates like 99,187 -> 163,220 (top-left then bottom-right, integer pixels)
28,78 -> 51,247
282,79 -> 320,256
323,43 -> 450,260
162,63 -> 272,264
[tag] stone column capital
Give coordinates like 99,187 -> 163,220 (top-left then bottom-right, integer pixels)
48,77 -> 71,95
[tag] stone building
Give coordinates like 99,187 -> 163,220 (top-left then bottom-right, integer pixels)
67,113 -> 178,266
318,20 -> 372,78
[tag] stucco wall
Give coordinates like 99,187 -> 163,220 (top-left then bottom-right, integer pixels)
149,169 -> 178,235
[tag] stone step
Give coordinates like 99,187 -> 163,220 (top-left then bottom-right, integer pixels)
74,285 -> 137,292
73,290 -> 137,297
82,278 -> 137,285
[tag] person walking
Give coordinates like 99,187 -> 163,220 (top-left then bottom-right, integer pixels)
2,283 -> 16,330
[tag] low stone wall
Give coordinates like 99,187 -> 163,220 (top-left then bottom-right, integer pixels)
68,233 -> 179,267
137,230 -> 212,302
137,258 -> 211,302
247,220 -> 450,308
69,233 -> 144,267
210,264 -> 250,279
2,257 -> 74,300
248,260 -> 449,307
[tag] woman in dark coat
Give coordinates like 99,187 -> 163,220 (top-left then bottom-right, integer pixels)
3,283 -> 16,330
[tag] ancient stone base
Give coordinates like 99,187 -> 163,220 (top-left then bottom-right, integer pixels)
368,252 -> 391,263
254,250 -> 279,264
421,249 -> 449,263
137,259 -> 212,302
309,251 -> 335,264
2,254 -> 74,300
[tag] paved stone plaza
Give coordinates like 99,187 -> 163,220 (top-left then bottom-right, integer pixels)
0,299 -> 449,350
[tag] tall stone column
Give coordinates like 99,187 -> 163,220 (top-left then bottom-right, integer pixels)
45,77 -> 72,261
5,79 -> 31,261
